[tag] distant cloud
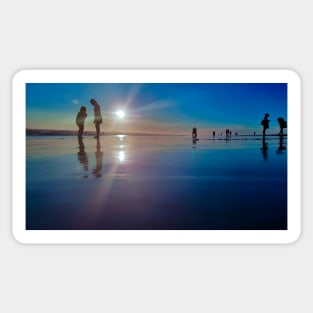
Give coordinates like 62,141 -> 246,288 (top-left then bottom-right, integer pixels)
72,99 -> 79,105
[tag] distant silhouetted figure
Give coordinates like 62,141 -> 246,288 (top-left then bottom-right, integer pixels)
76,106 -> 87,138
261,113 -> 270,136
90,98 -> 102,139
192,127 -> 197,139
277,117 -> 287,136
213,131 -> 215,139
254,131 -> 256,136
226,129 -> 230,140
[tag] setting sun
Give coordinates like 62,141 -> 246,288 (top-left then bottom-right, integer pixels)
116,110 -> 125,118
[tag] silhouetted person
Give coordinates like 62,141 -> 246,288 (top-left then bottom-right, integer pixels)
254,131 -> 256,136
213,131 -> 215,138
225,129 -> 230,140
93,139 -> 103,178
261,113 -> 270,136
76,106 -> 87,138
192,127 -> 197,139
90,98 -> 102,139
77,136 -> 88,178
277,117 -> 287,136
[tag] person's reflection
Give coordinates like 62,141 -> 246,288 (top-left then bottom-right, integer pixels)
77,137 -> 89,178
93,138 -> 103,178
192,138 -> 198,148
276,135 -> 286,154
260,136 -> 268,161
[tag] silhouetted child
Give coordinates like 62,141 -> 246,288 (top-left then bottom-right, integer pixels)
76,106 -> 87,138
277,117 -> 287,136
261,113 -> 270,136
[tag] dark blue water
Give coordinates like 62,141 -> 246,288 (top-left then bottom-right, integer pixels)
26,135 -> 287,230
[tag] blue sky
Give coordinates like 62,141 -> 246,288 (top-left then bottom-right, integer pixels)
26,83 -> 287,135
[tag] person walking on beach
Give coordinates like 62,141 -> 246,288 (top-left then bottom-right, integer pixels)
192,127 -> 198,139
261,113 -> 270,136
76,106 -> 87,138
90,98 -> 102,139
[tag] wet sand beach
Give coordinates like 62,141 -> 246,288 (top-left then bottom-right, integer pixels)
26,135 -> 287,230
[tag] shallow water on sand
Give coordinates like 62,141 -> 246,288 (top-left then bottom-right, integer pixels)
26,135 -> 287,230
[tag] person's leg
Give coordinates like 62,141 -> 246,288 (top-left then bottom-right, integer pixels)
95,123 -> 100,138
78,125 -> 83,137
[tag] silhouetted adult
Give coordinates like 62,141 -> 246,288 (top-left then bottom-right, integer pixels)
192,127 -> 197,139
277,117 -> 287,136
261,113 -> 270,136
76,106 -> 87,138
90,98 -> 102,139
213,131 -> 215,138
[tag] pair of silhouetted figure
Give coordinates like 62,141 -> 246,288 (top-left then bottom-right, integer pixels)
76,99 -> 103,138
261,113 -> 287,137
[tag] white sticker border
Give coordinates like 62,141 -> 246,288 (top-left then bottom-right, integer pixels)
12,69 -> 301,244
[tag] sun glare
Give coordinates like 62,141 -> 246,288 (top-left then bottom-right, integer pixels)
119,151 -> 125,161
116,110 -> 125,118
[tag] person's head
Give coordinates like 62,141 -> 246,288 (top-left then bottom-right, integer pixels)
80,106 -> 86,112
265,113 -> 270,117
90,98 -> 97,106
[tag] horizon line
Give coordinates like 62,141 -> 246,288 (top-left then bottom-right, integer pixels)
26,128 -> 287,137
